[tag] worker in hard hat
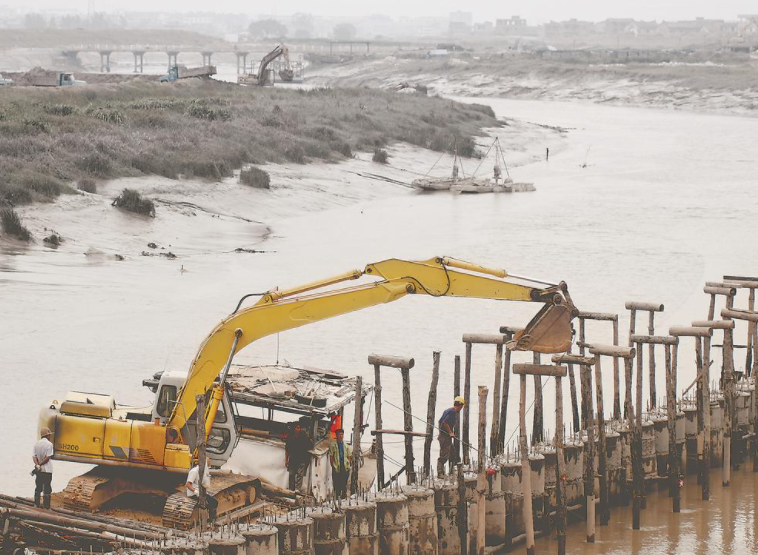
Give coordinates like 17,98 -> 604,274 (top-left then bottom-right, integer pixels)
437,397 -> 465,476
32,427 -> 54,509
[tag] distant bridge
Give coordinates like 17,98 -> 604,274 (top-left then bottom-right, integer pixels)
62,41 -> 371,73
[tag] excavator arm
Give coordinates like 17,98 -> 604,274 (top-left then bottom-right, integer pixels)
168,256 -> 576,438
256,44 -> 287,83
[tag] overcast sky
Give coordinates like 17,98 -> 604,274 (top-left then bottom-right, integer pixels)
5,0 -> 755,24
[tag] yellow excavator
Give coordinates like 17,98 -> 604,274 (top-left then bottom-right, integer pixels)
238,43 -> 293,86
39,256 -> 576,527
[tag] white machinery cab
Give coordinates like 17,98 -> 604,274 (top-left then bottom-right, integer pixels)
145,370 -> 239,467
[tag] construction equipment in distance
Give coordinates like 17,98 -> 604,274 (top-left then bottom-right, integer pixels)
158,65 -> 217,83
238,43 -> 294,86
38,256 -> 577,528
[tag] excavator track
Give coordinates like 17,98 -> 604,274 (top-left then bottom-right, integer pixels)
162,472 -> 261,530
62,473 -> 112,512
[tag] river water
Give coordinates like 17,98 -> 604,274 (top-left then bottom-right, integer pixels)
1,97 -> 757,550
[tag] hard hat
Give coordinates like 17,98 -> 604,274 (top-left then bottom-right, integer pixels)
454,396 -> 465,406
40,427 -> 52,438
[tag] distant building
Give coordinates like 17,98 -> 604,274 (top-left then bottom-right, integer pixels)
449,11 -> 472,34
543,18 -> 595,37
596,18 -> 635,35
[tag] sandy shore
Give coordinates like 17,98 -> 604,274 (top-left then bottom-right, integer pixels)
11,118 -> 565,261
308,56 -> 758,116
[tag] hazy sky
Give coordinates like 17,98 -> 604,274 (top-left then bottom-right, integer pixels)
6,0 -> 755,23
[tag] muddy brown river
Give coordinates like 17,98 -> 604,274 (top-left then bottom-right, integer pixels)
1,97 -> 757,551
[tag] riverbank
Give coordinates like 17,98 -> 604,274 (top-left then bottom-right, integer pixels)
0,79 -> 510,241
9,114 -> 565,259
308,55 -> 758,116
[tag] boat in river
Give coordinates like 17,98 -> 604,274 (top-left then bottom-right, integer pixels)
450,138 -> 535,194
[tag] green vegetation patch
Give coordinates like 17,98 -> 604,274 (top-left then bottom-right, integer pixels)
112,188 -> 156,217
0,81 -> 500,207
0,207 -> 32,241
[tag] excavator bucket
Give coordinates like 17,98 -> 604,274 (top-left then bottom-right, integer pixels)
513,302 -> 573,354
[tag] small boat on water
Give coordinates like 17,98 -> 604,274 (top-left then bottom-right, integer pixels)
414,137 -> 536,194
451,138 -> 535,194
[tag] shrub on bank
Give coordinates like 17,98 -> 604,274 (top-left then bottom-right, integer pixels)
0,207 -> 32,241
78,178 -> 97,193
239,166 -> 271,189
112,188 -> 156,217
372,148 -> 389,164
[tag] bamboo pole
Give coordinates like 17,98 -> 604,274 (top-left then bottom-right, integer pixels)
351,376 -> 362,495
491,343 -> 504,456
665,345 -> 680,512
533,352 -> 544,444
457,463 -> 468,555
401,365 -> 416,484
580,362 -> 596,542
632,342 -> 644,529
455,355 -> 462,465
374,363 -> 385,489
695,337 -> 708,498
477,385 -> 488,555
498,333 -> 513,452
723,321 -> 735,487
195,393 -> 207,529
464,341 -> 472,465
555,375 -> 568,555
423,352 -> 441,478
593,356 -> 610,526
648,312 -> 657,409
568,362 -> 580,433
519,375 -> 536,555
613,318 -> 621,420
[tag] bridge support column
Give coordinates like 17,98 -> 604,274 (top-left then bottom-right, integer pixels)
99,51 -> 112,73
167,51 -> 179,71
201,51 -> 213,66
235,52 -> 249,75
132,51 -> 145,73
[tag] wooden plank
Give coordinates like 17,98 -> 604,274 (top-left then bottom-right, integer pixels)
630,334 -> 678,345
577,311 -> 617,321
367,354 -> 414,369
703,286 -> 736,297
554,375 -> 568,555
722,308 -> 758,323
588,344 -> 635,359
490,343 -> 504,456
552,353 -> 595,366
692,319 -> 735,330
462,333 -> 507,345
513,363 -> 568,377
371,429 -> 429,437
669,326 -> 712,337
625,301 -> 664,312
401,366 -> 415,484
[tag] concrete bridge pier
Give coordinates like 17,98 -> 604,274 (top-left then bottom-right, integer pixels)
167,51 -> 179,70
99,51 -> 112,73
202,51 -> 213,66
132,51 -> 145,73
236,52 -> 249,75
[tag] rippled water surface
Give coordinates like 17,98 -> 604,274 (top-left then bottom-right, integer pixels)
1,98 -> 757,552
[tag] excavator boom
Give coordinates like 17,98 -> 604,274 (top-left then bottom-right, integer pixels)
169,256 -> 575,435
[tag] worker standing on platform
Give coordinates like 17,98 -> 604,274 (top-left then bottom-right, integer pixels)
437,397 -> 465,476
32,427 -> 54,509
186,463 -> 217,521
286,420 -> 314,493
329,429 -> 352,499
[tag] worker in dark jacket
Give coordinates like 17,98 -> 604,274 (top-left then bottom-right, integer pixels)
286,420 -> 314,493
437,396 -> 465,476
